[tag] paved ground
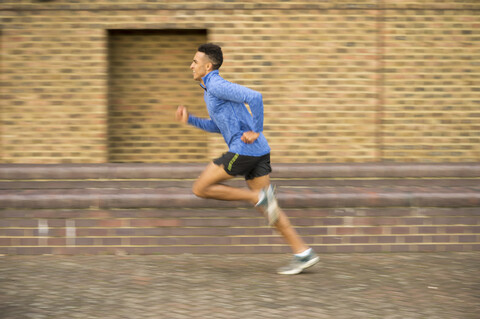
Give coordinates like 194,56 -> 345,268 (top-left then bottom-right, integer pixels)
0,252 -> 479,319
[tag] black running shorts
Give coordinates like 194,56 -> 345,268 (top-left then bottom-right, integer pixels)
213,152 -> 272,180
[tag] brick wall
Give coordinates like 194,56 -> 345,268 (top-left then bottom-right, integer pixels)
381,9 -> 480,162
0,1 -> 479,164
108,29 -> 209,162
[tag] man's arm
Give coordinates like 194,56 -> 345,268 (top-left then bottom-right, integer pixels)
188,115 -> 221,133
175,105 -> 221,133
207,79 -> 264,134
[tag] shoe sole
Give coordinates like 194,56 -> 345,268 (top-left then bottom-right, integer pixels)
256,185 -> 280,226
277,256 -> 320,275
265,185 -> 279,226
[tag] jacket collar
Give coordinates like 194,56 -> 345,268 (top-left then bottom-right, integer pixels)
200,70 -> 219,90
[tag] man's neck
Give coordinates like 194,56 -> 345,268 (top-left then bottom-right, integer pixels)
201,70 -> 213,86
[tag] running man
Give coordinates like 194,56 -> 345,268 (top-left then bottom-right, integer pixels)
175,43 -> 319,274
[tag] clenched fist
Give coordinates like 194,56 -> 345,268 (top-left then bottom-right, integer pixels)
175,105 -> 189,125
241,131 -> 260,144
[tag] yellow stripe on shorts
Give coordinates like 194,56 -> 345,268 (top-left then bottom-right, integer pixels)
228,153 -> 239,171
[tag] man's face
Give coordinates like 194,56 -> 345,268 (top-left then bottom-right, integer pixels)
190,51 -> 211,81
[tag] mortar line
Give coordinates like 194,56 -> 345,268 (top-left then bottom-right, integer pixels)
375,0 -> 385,162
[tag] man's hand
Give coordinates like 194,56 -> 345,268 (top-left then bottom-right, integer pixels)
241,131 -> 260,144
175,105 -> 189,125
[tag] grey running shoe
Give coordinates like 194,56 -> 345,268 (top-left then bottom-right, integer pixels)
255,184 -> 280,226
277,250 -> 320,275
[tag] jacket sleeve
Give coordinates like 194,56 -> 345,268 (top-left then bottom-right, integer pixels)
187,115 -> 221,133
207,79 -> 264,133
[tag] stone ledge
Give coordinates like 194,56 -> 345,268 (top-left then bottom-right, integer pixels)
1,186 -> 479,209
1,163 -> 480,180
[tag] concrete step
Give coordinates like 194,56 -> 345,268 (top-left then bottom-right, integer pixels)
1,163 -> 480,180
1,163 -> 479,255
1,178 -> 479,190
1,163 -> 479,209
1,185 -> 480,209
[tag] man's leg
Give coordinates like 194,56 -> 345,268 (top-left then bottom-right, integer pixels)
246,175 -> 308,255
192,162 -> 259,204
193,164 -> 319,274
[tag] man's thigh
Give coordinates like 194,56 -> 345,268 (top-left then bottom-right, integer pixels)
246,175 -> 270,191
194,162 -> 235,190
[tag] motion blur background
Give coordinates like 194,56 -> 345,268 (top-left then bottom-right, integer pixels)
1,0 -> 480,270
1,0 -> 479,165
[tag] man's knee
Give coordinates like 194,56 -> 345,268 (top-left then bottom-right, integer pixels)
192,181 -> 208,198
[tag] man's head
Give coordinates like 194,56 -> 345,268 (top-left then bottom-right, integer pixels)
190,43 -> 223,81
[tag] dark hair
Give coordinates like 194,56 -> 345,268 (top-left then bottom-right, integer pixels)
197,43 -> 223,70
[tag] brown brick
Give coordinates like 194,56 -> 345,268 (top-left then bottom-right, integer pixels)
47,238 -> 66,246
376,236 -> 397,244
432,235 -> 451,243
129,219 -> 180,227
445,226 -> 467,234
361,245 -> 384,253
334,227 -> 356,235
63,238 -> 85,246
97,220 -> 126,227
4,229 -> 28,236
390,245 -> 410,252
418,226 -> 439,234
458,235 -> 478,243
76,228 -> 110,237
362,227 -> 384,235
405,236 -> 424,243
101,238 -> 123,246
349,236 -> 371,244
322,237 -> 343,245
390,227 -> 410,234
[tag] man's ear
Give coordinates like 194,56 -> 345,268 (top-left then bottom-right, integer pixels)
206,62 -> 214,72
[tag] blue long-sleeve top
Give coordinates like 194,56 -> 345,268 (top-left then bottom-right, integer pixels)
188,70 -> 271,156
